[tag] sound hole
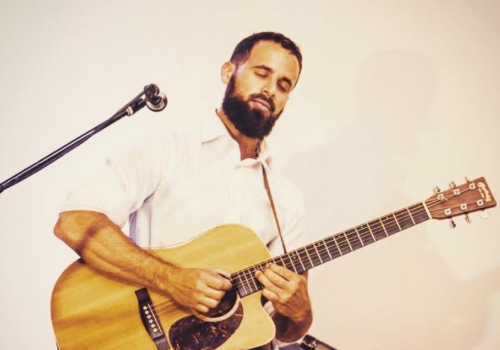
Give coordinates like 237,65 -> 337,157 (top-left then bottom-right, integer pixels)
169,301 -> 244,350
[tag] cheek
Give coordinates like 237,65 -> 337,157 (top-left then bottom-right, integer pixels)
275,95 -> 290,111
234,72 -> 261,95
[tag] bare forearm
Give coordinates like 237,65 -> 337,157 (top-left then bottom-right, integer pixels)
54,211 -> 174,293
273,308 -> 313,343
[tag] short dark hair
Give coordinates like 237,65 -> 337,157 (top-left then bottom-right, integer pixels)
230,32 -> 303,73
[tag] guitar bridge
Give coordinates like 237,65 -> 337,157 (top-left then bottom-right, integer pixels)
135,288 -> 170,350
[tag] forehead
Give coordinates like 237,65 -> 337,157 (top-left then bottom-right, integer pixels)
242,41 -> 300,86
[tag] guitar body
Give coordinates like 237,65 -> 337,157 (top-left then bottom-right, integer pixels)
51,224 -> 276,350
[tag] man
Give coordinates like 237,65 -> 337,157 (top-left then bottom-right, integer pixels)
54,32 -> 312,347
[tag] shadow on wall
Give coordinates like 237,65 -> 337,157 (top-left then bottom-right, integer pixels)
283,51 -> 499,349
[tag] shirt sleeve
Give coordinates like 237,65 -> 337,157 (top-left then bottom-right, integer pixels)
60,133 -> 179,228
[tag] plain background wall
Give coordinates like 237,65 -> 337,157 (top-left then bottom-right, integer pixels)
1,0 -> 499,349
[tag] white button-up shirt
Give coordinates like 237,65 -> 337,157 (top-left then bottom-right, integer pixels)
62,114 -> 306,256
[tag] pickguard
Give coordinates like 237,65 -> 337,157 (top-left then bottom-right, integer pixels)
169,303 -> 244,350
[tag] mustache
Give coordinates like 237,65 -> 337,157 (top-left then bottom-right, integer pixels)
249,93 -> 276,112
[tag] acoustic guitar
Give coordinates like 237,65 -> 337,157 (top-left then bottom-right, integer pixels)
51,177 -> 496,350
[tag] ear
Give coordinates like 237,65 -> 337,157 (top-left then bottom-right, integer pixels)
221,61 -> 236,84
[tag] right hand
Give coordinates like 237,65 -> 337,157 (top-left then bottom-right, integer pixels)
165,266 -> 232,313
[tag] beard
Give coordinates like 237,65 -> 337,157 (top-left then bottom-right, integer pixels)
222,75 -> 282,139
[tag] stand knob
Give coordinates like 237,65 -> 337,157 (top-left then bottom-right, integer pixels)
449,218 -> 456,228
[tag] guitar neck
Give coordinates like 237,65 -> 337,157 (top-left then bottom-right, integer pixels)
232,201 -> 430,297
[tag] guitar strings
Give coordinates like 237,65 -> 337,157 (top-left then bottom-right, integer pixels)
153,189 -> 474,315
154,203 -> 453,315
153,204 -> 432,314
155,202 -> 433,313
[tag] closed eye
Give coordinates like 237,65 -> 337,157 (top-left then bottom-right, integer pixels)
254,70 -> 268,78
278,80 -> 291,93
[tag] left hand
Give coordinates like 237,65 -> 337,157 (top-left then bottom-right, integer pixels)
255,263 -> 311,323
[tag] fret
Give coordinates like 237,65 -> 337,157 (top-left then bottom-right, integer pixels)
354,227 -> 365,247
381,215 -> 400,235
277,255 -> 286,268
286,253 -> 297,273
235,272 -> 248,296
358,224 -> 375,244
368,220 -> 386,240
378,218 -> 389,236
344,231 -> 356,251
345,229 -> 362,250
392,213 -> 402,230
248,267 -> 259,293
406,207 -> 416,225
289,251 -> 304,273
331,235 -> 343,255
335,233 -> 352,255
394,209 -> 414,230
312,243 -> 324,264
409,203 -> 429,224
325,237 -> 342,258
364,223 -> 377,242
299,247 -> 315,270
280,253 -> 295,273
320,239 -> 333,261
306,245 -> 319,267
241,269 -> 255,294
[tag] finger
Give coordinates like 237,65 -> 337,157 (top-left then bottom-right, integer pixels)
261,287 -> 279,303
199,296 -> 220,309
262,267 -> 289,289
194,303 -> 209,314
210,268 -> 231,279
205,271 -> 232,291
268,263 -> 296,280
256,270 -> 282,295
203,288 -> 226,301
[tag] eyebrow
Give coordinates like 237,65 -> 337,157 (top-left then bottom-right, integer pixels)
252,65 -> 294,88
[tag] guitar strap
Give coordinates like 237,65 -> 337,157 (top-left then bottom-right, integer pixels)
262,164 -> 288,254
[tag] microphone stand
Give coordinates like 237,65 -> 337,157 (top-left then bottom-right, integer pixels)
0,84 -> 163,195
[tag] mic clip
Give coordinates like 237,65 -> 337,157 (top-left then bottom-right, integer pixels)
144,84 -> 167,112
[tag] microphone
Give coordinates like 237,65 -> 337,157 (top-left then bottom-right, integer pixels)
144,84 -> 168,112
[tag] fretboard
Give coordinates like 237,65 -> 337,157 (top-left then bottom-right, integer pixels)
231,202 -> 430,298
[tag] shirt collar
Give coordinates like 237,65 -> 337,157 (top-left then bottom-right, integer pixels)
201,113 -> 273,164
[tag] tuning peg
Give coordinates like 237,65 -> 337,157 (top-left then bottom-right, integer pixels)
449,218 -> 456,228
433,186 -> 441,194
480,210 -> 489,219
465,176 -> 470,182
465,214 -> 471,223
449,181 -> 456,188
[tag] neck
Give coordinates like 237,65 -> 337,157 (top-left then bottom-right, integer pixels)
216,107 -> 261,160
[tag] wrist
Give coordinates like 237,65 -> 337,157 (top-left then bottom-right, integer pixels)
148,257 -> 177,294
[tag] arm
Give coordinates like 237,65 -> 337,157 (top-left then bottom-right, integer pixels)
54,210 -> 231,313
256,264 -> 313,342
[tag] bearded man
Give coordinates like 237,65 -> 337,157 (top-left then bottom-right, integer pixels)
54,32 -> 312,349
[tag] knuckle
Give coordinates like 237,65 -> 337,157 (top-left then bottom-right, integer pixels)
216,278 -> 225,289
280,293 -> 291,303
195,281 -> 204,291
263,289 -> 275,301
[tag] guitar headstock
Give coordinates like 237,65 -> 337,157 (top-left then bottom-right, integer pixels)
425,177 -> 496,223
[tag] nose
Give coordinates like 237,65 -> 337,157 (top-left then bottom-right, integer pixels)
261,78 -> 277,98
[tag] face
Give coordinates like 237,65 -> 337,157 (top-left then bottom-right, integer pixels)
222,41 -> 301,139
